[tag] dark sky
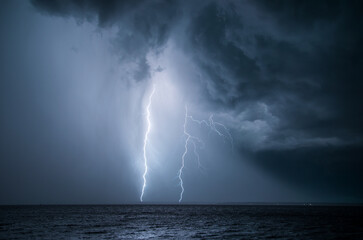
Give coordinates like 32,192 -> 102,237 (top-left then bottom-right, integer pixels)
0,0 -> 362,204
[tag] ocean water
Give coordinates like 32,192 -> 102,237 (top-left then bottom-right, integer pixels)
0,205 -> 362,239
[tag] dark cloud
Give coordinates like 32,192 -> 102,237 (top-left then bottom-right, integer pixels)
188,2 -> 260,106
188,0 -> 363,201
184,0 -> 363,150
1,0 -> 361,203
253,0 -> 361,33
31,0 -> 143,26
250,146 -> 363,202
32,0 -> 181,83
29,0 -> 363,148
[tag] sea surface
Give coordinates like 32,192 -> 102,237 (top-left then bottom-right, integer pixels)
0,205 -> 362,239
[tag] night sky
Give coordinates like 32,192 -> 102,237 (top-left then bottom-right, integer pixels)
0,0 -> 362,204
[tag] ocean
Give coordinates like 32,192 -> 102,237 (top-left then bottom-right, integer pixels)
1,205 -> 362,239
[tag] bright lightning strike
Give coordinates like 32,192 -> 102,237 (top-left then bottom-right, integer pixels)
178,106 -> 233,203
178,106 -> 202,203
140,85 -> 155,202
189,115 -> 233,148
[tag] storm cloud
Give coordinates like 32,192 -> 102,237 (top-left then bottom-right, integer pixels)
31,0 -> 363,150
0,0 -> 362,203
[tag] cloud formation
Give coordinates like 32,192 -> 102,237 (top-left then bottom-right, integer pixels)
31,0 -> 363,151
15,0 -> 362,202
184,0 -> 363,150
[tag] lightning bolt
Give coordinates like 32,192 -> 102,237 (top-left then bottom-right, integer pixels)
140,85 -> 155,202
178,106 -> 201,203
189,115 -> 233,148
178,106 -> 233,203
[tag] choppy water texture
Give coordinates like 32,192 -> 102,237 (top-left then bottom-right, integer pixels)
1,205 -> 362,239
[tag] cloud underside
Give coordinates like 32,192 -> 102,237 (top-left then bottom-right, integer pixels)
31,0 -> 363,151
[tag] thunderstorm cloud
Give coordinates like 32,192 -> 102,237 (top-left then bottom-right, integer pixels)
0,0 -> 362,203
